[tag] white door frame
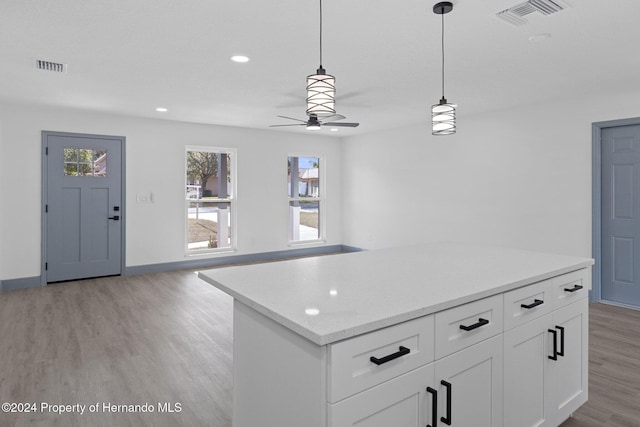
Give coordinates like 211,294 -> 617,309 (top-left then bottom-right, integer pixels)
591,117 -> 640,303
40,130 -> 126,285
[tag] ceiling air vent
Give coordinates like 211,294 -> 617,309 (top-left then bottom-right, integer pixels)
36,60 -> 67,73
496,0 -> 571,26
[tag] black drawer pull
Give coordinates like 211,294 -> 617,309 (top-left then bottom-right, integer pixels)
440,380 -> 452,425
521,299 -> 544,310
564,284 -> 583,293
548,328 -> 558,360
369,346 -> 410,365
426,386 -> 438,427
459,318 -> 489,331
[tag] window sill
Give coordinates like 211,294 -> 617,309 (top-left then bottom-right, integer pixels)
185,248 -> 237,258
288,239 -> 327,248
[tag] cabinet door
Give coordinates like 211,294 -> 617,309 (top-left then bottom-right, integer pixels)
435,335 -> 503,427
329,364 -> 435,427
504,314 -> 552,427
546,298 -> 588,426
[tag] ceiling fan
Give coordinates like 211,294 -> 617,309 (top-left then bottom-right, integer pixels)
271,0 -> 359,131
270,114 -> 359,131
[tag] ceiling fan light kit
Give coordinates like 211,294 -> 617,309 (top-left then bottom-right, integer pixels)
432,1 -> 457,136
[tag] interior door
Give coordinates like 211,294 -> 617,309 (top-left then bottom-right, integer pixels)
601,124 -> 640,307
44,131 -> 124,282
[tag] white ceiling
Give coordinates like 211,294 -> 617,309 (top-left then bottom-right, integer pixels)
1,0 -> 639,136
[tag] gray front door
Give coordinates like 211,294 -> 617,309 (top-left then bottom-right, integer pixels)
601,124 -> 640,307
44,131 -> 124,282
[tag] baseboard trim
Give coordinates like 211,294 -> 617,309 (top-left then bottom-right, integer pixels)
0,276 -> 43,291
1,245 -> 364,291
598,299 -> 640,312
124,245 -> 363,276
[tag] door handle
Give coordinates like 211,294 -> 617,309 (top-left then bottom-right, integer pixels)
548,328 -> 558,360
440,380 -> 452,425
426,386 -> 438,427
108,215 -> 120,221
556,326 -> 565,357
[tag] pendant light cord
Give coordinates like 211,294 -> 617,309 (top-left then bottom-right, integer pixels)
441,7 -> 445,100
319,0 -> 323,68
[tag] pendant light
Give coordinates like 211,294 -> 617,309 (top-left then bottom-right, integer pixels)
306,0 -> 336,117
432,1 -> 456,135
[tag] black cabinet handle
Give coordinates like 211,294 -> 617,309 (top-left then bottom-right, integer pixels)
556,326 -> 565,357
440,380 -> 452,425
521,299 -> 544,309
564,284 -> 583,293
369,346 -> 410,365
108,215 -> 120,221
459,318 -> 489,331
426,386 -> 438,427
548,329 -> 558,360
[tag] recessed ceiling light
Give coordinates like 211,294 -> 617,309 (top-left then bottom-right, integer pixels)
156,107 -> 168,112
230,55 -> 250,63
330,128 -> 339,132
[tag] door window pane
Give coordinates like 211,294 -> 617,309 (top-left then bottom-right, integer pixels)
63,148 -> 107,176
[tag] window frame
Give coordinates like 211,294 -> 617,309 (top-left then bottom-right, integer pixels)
184,145 -> 237,257
288,154 -> 325,245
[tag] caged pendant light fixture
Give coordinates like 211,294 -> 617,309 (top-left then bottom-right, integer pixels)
306,0 -> 336,117
432,2 -> 456,135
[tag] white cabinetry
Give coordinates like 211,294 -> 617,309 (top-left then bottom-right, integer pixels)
229,267 -> 589,427
504,270 -> 589,427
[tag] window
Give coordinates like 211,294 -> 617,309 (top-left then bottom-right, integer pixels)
64,148 -> 107,176
185,147 -> 235,254
288,156 -> 322,242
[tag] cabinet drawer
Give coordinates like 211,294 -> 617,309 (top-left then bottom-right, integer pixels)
435,294 -> 503,359
328,314 -> 434,403
504,279 -> 553,330
551,269 -> 589,310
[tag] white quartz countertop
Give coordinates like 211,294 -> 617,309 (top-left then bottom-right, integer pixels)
198,243 -> 594,345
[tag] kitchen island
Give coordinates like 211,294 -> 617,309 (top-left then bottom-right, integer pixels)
199,243 -> 594,427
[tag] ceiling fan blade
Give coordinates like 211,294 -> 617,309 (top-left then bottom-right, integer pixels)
269,124 -> 306,127
323,122 -> 359,127
276,115 -> 308,124
321,114 -> 346,122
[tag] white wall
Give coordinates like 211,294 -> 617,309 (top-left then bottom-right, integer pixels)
341,90 -> 640,257
0,103 -> 342,281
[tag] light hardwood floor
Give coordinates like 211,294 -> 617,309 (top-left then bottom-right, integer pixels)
1,270 -> 640,427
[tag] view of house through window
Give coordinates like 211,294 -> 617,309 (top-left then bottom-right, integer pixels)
63,148 -> 107,176
186,147 -> 234,253
288,156 -> 321,242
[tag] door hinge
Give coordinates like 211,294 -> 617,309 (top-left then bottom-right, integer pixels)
45,262 -> 48,270
45,147 -> 48,155
45,204 -> 48,213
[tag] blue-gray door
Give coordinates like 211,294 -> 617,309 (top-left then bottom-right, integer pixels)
601,124 -> 640,307
44,132 -> 124,282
